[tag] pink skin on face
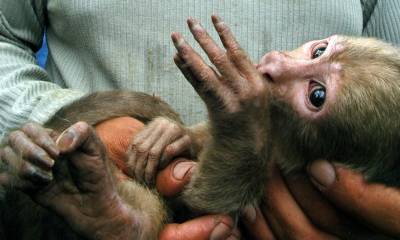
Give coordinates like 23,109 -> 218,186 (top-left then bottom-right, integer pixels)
256,35 -> 344,120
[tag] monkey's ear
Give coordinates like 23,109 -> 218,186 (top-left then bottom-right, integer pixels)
95,117 -> 144,175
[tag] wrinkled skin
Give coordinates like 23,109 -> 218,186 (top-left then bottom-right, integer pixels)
0,121 -> 239,240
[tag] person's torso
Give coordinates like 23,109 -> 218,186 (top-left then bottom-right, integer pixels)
44,0 -> 363,124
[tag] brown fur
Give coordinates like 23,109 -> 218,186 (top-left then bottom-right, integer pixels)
2,37 -> 400,239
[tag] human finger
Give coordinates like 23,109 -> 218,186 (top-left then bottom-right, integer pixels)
261,165 -> 338,239
284,173 -> 351,237
159,214 -> 237,240
308,160 -> 400,236
241,206 -> 275,240
156,158 -> 195,197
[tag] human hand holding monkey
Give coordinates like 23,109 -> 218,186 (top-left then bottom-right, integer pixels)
242,161 -> 400,239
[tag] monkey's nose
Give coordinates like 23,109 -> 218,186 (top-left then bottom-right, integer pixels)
257,51 -> 288,83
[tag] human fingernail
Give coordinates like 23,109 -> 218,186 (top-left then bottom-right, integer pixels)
172,161 -> 193,180
242,205 -> 256,222
308,160 -> 336,189
210,222 -> 231,240
56,130 -> 75,150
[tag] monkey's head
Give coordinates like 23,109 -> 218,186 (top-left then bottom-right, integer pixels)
257,36 -> 400,182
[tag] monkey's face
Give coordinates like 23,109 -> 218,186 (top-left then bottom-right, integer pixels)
257,35 -> 345,121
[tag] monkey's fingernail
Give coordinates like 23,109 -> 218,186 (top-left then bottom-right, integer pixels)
308,160 -> 336,189
241,205 -> 256,222
210,222 -> 232,240
172,161 -> 194,180
56,130 -> 76,151
212,15 -> 223,24
188,18 -> 203,31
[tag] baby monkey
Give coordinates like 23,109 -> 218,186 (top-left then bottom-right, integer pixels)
1,15 -> 400,239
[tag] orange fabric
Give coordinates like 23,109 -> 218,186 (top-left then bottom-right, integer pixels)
95,116 -> 145,176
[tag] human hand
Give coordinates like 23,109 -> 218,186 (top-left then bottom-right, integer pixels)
172,15 -> 268,135
242,161 -> 400,239
157,159 -> 240,240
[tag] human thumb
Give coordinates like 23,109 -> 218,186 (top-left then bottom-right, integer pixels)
156,158 -> 196,197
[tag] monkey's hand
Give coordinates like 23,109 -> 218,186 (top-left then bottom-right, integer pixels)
171,15 -> 269,214
172,15 -> 269,138
0,122 -> 59,192
32,122 -> 139,240
127,117 -> 192,185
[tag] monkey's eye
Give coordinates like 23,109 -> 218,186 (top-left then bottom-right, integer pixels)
312,47 -> 326,59
309,84 -> 326,108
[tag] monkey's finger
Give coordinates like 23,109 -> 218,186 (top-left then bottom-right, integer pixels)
132,125 -> 166,183
174,54 -> 232,110
211,15 -> 258,80
159,214 -> 236,240
144,125 -> 183,184
261,165 -> 339,240
133,150 -> 148,183
161,135 -> 192,166
241,206 -> 276,240
8,130 -> 55,169
309,160 -> 400,236
156,158 -> 195,197
171,33 -> 226,103
2,146 -> 52,188
186,18 -> 244,91
56,122 -> 105,158
21,122 -> 60,158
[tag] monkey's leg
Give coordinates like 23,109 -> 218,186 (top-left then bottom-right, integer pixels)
33,122 -> 167,240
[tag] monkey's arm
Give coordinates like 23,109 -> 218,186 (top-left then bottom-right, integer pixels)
187,121 -> 211,157
172,16 -> 270,214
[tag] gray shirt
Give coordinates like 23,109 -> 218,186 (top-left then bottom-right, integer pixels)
0,0 -> 399,139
